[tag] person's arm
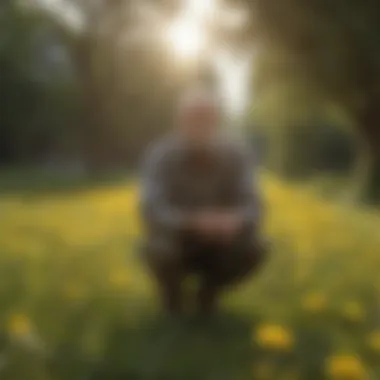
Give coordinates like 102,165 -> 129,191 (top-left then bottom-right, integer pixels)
140,144 -> 189,232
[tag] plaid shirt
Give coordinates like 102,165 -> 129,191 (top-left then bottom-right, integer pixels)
140,135 -> 262,233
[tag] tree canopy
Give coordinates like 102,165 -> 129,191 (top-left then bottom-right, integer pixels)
243,0 -> 380,201
2,0 -> 380,200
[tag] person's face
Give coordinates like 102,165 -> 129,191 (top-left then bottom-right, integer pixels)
179,102 -> 219,149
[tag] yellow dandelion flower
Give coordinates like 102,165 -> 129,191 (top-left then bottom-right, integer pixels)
326,355 -> 368,380
343,302 -> 366,323
255,323 -> 294,351
302,292 -> 327,313
367,330 -> 380,353
7,313 -> 32,338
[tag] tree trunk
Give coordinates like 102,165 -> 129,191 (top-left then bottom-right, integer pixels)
73,36 -> 109,176
268,126 -> 314,179
366,149 -> 380,202
357,139 -> 380,204
355,101 -> 380,203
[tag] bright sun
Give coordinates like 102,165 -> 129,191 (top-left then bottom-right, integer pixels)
167,19 -> 205,59
166,0 -> 216,60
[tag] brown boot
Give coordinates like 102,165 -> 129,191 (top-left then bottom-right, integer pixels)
161,284 -> 183,317
197,280 -> 219,317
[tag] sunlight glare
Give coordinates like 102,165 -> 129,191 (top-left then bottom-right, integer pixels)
166,0 -> 217,60
188,0 -> 217,19
167,18 -> 205,59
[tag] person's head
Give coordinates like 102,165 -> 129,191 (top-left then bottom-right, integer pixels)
176,85 -> 222,149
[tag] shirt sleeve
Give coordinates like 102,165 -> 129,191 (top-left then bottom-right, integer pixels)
140,144 -> 188,232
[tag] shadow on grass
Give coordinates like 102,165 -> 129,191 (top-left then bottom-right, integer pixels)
91,311 -> 260,380
0,167 -> 133,199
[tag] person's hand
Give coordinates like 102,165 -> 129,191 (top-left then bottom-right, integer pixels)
188,211 -> 221,240
218,211 -> 243,242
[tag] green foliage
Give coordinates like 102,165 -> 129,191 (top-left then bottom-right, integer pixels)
0,3 -> 79,163
0,1 -> 182,169
2,0 -> 380,200
247,0 -> 380,201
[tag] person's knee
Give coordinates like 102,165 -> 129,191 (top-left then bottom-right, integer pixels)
141,236 -> 180,272
141,237 -> 184,313
218,235 -> 270,285
246,235 -> 271,271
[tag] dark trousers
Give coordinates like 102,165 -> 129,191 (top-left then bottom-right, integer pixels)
141,228 -> 268,314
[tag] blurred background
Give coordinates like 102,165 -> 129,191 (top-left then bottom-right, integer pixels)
3,0 -> 380,202
1,0 -> 380,379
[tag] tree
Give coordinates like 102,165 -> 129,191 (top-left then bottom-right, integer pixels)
48,0 -> 186,172
0,1 -> 75,163
243,0 -> 380,202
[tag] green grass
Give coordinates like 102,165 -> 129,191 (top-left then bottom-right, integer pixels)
0,172 -> 379,379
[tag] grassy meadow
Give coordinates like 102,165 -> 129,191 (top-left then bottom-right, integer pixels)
0,173 -> 379,380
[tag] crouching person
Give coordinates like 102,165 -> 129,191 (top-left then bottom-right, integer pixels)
139,86 -> 269,317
